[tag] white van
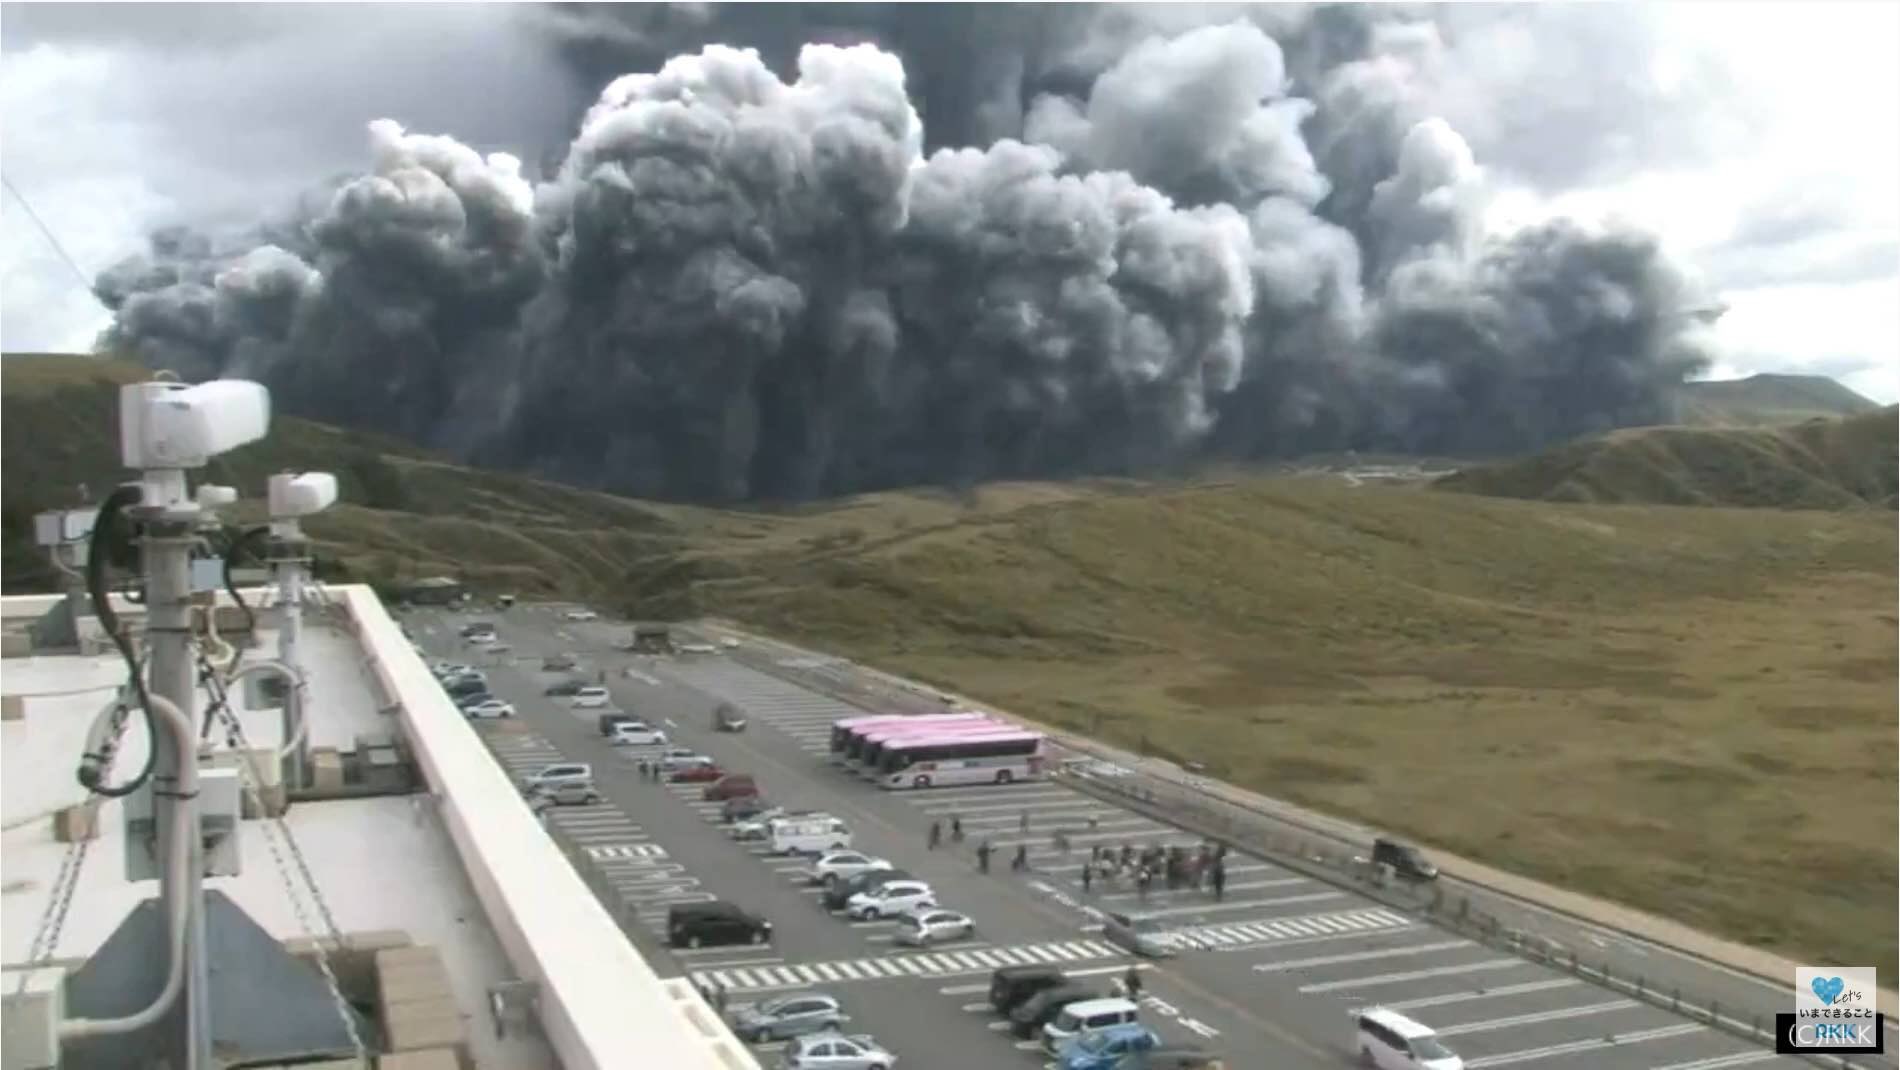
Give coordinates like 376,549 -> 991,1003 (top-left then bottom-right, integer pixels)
571,686 -> 612,709
1042,996 -> 1141,1052
768,815 -> 853,856
1354,1007 -> 1463,1070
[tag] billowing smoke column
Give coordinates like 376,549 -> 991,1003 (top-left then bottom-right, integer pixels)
96,4 -> 1717,502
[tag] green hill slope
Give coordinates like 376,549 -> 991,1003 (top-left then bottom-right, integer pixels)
1436,407 -> 1898,508
4,354 -> 1893,976
1676,373 -> 1882,426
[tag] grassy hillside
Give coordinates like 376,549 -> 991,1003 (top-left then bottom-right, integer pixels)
1436,407 -> 1898,509
1676,372 -> 1882,426
5,354 -> 1894,977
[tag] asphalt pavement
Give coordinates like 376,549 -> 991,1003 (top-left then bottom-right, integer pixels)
410,603 -> 1836,1070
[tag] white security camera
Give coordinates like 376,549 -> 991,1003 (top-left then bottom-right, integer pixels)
196,485 -> 239,509
120,380 -> 271,471
268,472 -> 338,519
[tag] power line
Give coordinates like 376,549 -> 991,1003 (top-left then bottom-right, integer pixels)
2,173 -> 98,295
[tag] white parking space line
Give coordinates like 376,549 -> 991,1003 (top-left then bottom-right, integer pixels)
1435,999 -> 1639,1037
1093,875 -> 1301,900
1462,1024 -> 1707,1068
1300,958 -> 1523,993
919,792 -> 1079,812
1381,979 -> 1582,1012
1252,938 -> 1470,972
1119,890 -> 1346,920
1648,1052 -> 1786,1070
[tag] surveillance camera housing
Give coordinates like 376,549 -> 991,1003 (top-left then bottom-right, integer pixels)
268,472 -> 338,519
120,380 -> 271,471
196,485 -> 239,509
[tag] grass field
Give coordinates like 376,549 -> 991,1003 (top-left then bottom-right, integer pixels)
7,354 -> 1895,978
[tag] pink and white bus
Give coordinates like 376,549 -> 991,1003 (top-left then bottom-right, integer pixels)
853,718 -> 1012,775
828,713 -> 995,765
874,729 -> 1046,790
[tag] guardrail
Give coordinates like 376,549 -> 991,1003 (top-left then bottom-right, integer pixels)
339,587 -> 756,1070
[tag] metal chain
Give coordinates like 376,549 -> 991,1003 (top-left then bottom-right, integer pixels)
200,660 -> 368,1061
13,686 -> 142,996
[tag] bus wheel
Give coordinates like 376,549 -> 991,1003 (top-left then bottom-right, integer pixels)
913,775 -> 931,789
995,769 -> 1014,785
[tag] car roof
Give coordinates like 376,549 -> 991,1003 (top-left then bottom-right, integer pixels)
1060,997 -> 1140,1016
1360,1007 -> 1435,1038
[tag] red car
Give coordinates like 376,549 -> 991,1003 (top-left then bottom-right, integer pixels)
703,773 -> 759,802
669,761 -> 725,784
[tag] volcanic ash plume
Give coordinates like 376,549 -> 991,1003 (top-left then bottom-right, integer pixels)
96,5 -> 1718,502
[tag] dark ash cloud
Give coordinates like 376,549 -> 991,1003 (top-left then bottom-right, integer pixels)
94,4 -> 1722,502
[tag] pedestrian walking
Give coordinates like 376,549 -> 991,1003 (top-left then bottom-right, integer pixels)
976,840 -> 993,873
1212,862 -> 1227,902
1019,810 -> 1030,834
1122,965 -> 1143,1002
951,816 -> 964,843
1081,863 -> 1093,894
928,820 -> 942,850
1011,844 -> 1029,872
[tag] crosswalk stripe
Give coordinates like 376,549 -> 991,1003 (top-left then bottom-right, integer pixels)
688,939 -> 1129,993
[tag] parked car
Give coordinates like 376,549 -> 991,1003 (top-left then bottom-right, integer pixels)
1042,997 -> 1141,1054
520,763 -> 593,793
778,1031 -> 897,1070
891,908 -> 974,947
452,691 -> 496,710
656,747 -> 702,770
570,686 -> 612,709
1101,912 -> 1179,959
668,901 -> 772,949
431,661 -> 473,678
823,869 -> 913,912
990,965 -> 1067,1015
528,781 -> 602,807
722,795 -> 776,824
807,851 -> 892,887
1009,983 -> 1098,1039
703,773 -> 760,802
542,653 -> 578,671
1103,1048 -> 1225,1069
846,880 -> 935,921
466,632 -> 500,647
457,622 -> 495,638
562,609 -> 598,621
1371,838 -> 1439,882
462,699 -> 515,720
669,760 -> 725,784
598,712 -> 638,736
545,679 -> 586,697
442,674 -> 487,698
1057,1024 -> 1163,1070
608,723 -> 669,747
727,992 -> 845,1044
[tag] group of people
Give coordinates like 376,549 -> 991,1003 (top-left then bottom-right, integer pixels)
635,757 -> 668,781
1080,841 -> 1228,900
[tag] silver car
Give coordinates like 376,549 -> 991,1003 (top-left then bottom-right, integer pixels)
729,992 -> 847,1044
1101,912 -> 1180,959
778,1031 -> 897,1070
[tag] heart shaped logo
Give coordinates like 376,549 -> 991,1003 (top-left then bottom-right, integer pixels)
1811,976 -> 1846,1005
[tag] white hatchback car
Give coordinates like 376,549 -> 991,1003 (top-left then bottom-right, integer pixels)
463,699 -> 515,719
807,851 -> 893,887
609,723 -> 669,747
891,908 -> 975,947
845,880 -> 934,921
571,686 -> 612,709
563,609 -> 598,621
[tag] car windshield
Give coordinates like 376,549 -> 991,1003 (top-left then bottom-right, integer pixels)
1411,1036 -> 1456,1061
1076,1030 -> 1119,1052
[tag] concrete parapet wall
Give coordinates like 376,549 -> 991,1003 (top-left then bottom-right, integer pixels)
335,586 -> 755,1070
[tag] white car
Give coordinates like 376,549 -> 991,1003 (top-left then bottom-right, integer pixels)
563,609 -> 598,621
432,662 -> 472,678
845,880 -> 935,921
891,908 -> 974,947
571,687 -> 612,709
608,723 -> 669,747
462,699 -> 515,719
807,851 -> 893,887
467,632 -> 499,646
778,1031 -> 897,1070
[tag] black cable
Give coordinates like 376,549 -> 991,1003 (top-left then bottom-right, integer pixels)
79,485 -> 160,798
223,525 -> 271,634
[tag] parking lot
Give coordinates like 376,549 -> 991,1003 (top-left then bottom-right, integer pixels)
414,604 -> 1818,1070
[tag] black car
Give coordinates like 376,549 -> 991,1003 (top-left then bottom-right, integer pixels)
442,673 -> 487,697
1008,982 -> 1096,1038
458,622 -> 496,638
545,679 -> 585,697
721,795 -> 773,824
1372,838 -> 1439,882
668,902 -> 773,949
822,867 -> 913,912
989,965 -> 1066,1014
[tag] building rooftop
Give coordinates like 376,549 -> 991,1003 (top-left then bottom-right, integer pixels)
1,585 -> 746,1070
